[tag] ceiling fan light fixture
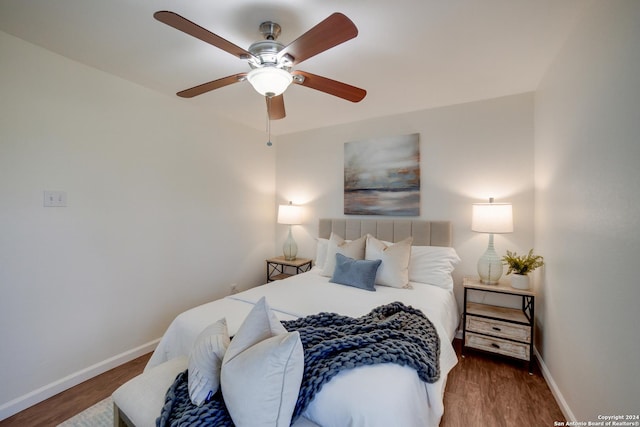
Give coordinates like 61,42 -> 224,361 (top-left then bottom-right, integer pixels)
247,67 -> 293,97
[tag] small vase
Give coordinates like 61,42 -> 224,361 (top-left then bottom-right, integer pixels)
511,274 -> 530,290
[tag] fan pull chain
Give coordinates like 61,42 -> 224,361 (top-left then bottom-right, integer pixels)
266,96 -> 273,147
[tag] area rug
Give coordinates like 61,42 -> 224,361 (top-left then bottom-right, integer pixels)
57,396 -> 113,427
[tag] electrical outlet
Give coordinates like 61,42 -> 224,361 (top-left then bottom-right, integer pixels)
43,191 -> 67,207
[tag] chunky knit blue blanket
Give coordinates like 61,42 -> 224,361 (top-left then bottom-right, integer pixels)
157,301 -> 440,427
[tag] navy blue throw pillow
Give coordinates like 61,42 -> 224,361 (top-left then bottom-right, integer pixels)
330,253 -> 382,292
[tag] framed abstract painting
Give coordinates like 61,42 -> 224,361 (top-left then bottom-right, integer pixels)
344,133 -> 420,216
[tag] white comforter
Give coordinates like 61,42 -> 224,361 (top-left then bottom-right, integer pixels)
147,268 -> 459,427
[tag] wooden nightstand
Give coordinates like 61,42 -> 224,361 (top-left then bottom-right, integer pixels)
462,276 -> 536,374
266,257 -> 313,282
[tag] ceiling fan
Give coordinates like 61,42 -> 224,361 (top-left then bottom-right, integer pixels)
153,10 -> 367,120
154,11 -> 367,120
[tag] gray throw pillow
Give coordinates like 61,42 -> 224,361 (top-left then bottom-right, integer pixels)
330,253 -> 382,292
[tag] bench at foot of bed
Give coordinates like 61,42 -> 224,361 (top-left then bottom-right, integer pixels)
111,356 -> 319,427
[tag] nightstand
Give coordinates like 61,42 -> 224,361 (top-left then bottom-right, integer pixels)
462,276 -> 535,374
266,257 -> 312,282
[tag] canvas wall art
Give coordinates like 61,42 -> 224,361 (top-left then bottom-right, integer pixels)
344,133 -> 420,216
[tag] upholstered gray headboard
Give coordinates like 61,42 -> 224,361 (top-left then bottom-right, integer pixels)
318,219 -> 451,247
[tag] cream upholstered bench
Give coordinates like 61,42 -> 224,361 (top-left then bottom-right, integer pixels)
113,356 -> 187,427
112,356 -> 320,427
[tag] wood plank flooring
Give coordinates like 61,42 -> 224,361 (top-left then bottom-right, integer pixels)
0,340 -> 564,426
0,353 -> 151,427
441,340 -> 565,426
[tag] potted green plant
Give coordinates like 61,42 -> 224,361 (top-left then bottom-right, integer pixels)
502,249 -> 544,289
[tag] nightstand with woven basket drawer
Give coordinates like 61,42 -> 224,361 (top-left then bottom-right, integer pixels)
462,277 -> 535,373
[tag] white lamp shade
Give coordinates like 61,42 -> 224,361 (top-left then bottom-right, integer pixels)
472,203 -> 513,233
247,67 -> 293,97
277,203 -> 302,225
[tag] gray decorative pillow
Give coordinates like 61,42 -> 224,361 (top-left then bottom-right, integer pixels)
330,253 -> 382,292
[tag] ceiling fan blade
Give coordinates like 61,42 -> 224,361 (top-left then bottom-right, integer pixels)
154,11 -> 253,60
278,13 -> 358,65
177,73 -> 246,98
292,71 -> 366,102
267,95 -> 286,120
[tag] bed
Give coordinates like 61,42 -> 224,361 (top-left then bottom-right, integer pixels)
113,218 -> 460,427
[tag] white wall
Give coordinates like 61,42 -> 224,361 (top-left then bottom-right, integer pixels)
275,93 -> 536,311
0,32 -> 275,417
10,2 -> 638,419
534,0 -> 640,421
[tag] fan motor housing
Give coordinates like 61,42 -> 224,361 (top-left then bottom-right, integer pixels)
248,40 -> 286,68
248,21 -> 292,69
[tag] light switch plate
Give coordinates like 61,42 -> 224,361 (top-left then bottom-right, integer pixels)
44,191 -> 67,207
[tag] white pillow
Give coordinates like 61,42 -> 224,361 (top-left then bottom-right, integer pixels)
408,246 -> 461,289
222,332 -> 304,427
365,235 -> 413,288
315,238 -> 329,269
321,233 -> 366,277
188,318 -> 230,406
221,297 -> 304,427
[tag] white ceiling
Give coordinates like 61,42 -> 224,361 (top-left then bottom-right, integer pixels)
0,0 -> 588,135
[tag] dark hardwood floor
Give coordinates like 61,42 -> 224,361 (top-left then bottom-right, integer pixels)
441,340 -> 565,426
0,353 -> 151,427
0,340 -> 564,426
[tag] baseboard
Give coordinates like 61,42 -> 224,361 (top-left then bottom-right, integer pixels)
0,339 -> 159,421
534,347 -> 576,422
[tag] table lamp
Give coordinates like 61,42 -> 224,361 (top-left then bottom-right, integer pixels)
472,198 -> 513,284
277,201 -> 302,260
